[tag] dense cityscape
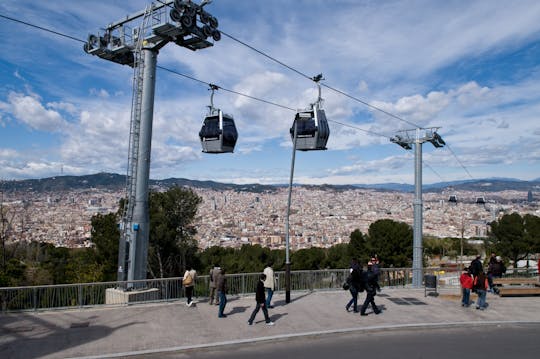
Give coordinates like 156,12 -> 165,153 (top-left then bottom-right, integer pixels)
1,183 -> 538,250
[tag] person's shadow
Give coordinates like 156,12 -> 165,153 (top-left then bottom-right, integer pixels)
227,305 -> 249,316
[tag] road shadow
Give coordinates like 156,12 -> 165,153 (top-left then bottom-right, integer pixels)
0,313 -> 141,359
227,305 -> 249,316
273,291 -> 313,306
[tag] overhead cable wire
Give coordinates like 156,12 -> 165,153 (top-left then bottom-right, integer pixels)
157,65 -> 386,137
220,30 -> 421,129
444,143 -> 475,180
0,13 -> 86,43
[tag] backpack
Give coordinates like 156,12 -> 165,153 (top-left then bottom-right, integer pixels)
183,273 -> 193,286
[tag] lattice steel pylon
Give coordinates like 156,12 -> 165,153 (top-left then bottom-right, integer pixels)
84,0 -> 221,284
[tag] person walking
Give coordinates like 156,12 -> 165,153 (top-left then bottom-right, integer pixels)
248,273 -> 275,326
263,262 -> 275,308
473,270 -> 489,310
216,267 -> 228,318
183,265 -> 197,307
459,267 -> 473,307
345,258 -> 363,313
360,261 -> 381,316
470,254 -> 483,278
209,264 -> 221,305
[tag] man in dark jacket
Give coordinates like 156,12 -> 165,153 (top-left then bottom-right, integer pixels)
360,261 -> 381,316
248,274 -> 274,326
345,258 -> 364,313
470,255 -> 483,278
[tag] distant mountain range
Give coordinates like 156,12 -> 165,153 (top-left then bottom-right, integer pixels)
0,172 -> 539,194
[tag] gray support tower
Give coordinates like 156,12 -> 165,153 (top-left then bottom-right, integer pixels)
391,128 -> 445,288
84,0 -> 222,283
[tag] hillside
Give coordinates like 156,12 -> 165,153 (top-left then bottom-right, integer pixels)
0,172 -> 539,194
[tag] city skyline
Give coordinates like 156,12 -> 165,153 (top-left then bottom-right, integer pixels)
1,0 -> 540,185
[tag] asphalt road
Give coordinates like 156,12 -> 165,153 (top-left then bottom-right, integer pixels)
138,323 -> 540,359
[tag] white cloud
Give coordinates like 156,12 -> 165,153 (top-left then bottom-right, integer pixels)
3,92 -> 67,132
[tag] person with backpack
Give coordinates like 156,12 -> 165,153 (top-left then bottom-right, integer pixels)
182,265 -> 197,307
345,258 -> 364,313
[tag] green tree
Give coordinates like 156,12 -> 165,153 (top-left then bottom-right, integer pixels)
91,212 -> 120,281
291,247 -> 326,270
347,229 -> 369,264
326,243 -> 350,269
367,219 -> 413,267
148,187 -> 202,278
489,213 -> 539,266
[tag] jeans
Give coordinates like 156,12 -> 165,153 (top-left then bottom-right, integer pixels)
346,286 -> 359,312
218,291 -> 227,317
248,302 -> 271,324
461,288 -> 470,306
476,289 -> 487,308
265,288 -> 274,307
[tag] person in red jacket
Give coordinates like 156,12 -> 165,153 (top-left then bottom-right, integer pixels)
460,267 -> 474,307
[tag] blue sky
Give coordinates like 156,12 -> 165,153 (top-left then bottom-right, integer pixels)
1,0 -> 540,185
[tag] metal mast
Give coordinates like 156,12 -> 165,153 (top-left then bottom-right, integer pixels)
390,128 -> 445,287
84,0 -> 221,283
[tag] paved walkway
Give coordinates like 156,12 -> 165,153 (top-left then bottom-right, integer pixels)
1,288 -> 540,359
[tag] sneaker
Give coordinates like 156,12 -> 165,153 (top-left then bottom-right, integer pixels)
360,313 -> 368,316
218,314 -> 227,318
345,305 -> 350,312
248,321 -> 253,325
187,301 -> 192,307
266,321 -> 275,326
268,305 -> 275,309
374,310 -> 381,315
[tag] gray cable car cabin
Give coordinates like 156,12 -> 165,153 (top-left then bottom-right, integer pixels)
290,106 -> 330,151
448,195 -> 458,203
199,109 -> 238,153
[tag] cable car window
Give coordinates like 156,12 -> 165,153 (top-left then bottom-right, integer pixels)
199,115 -> 220,139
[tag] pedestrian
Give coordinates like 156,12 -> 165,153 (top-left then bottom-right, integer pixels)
345,258 -> 363,313
263,262 -> 275,308
488,256 -> 506,293
470,254 -> 483,278
487,253 -> 497,291
248,273 -> 275,326
473,270 -> 489,310
370,254 -> 381,281
209,264 -> 221,305
216,267 -> 228,318
183,265 -> 197,307
459,266 -> 473,307
360,261 -> 381,316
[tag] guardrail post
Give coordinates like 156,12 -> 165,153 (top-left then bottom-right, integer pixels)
33,287 -> 37,311
241,274 -> 245,296
78,284 -> 83,308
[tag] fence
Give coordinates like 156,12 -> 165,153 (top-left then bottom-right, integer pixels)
1,267 -> 536,313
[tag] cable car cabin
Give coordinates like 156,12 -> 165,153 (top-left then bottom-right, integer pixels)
448,195 -> 458,203
476,197 -> 486,204
199,110 -> 238,153
290,108 -> 330,151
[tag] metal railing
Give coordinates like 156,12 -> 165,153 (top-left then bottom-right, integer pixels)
1,267 -> 536,313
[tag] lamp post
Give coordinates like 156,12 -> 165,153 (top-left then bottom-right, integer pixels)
390,127 -> 445,287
